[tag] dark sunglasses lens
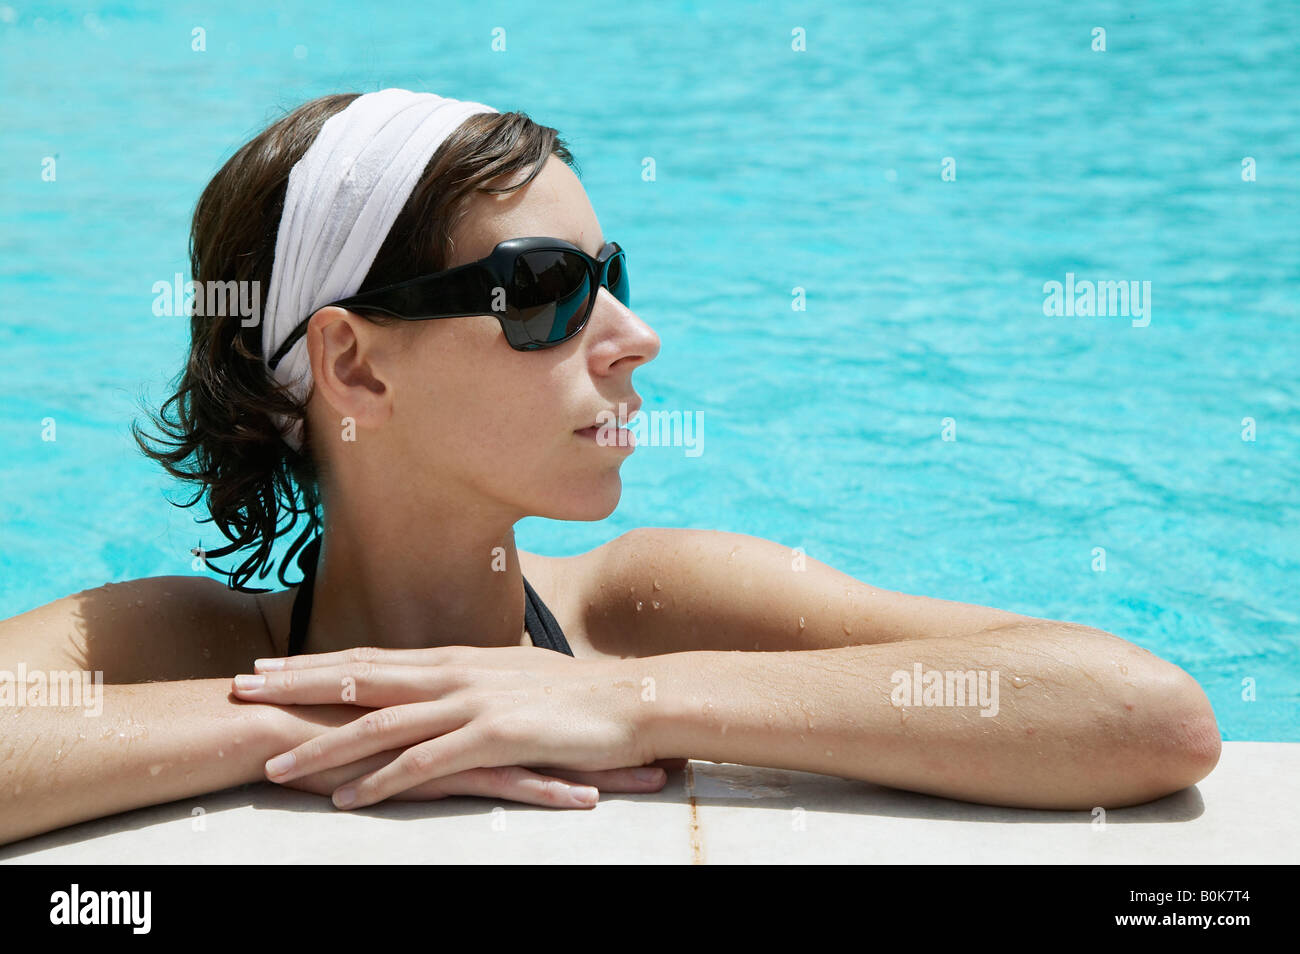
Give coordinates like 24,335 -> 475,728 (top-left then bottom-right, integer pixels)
511,250 -> 592,346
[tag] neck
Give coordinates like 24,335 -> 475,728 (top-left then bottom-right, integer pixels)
304,474 -> 528,657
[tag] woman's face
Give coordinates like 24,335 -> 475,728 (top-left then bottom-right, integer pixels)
349,154 -> 660,522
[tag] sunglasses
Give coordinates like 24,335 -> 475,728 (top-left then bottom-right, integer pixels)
267,236 -> 628,370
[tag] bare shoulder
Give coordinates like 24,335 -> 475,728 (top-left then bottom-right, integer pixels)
0,575 -> 275,683
553,527 -> 1040,657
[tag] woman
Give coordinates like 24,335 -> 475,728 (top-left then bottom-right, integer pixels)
0,89 -> 1220,845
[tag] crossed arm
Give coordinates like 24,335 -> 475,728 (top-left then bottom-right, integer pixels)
232,528 -> 1221,811
0,526 -> 1220,845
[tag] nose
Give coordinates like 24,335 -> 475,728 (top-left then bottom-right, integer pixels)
588,286 -> 660,373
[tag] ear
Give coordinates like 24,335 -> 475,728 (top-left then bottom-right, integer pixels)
304,306 -> 392,438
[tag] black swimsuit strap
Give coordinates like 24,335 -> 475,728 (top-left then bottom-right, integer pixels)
521,575 -> 575,656
285,537 -> 573,657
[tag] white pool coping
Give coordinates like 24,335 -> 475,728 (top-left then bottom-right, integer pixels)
3,741 -> 1295,864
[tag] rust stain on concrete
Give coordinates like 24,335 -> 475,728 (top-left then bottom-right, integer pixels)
684,761 -> 704,865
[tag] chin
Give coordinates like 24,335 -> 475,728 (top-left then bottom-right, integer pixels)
544,472 -> 624,521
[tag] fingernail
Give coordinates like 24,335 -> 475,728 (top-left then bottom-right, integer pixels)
334,786 -> 357,808
571,786 -> 598,806
635,768 -> 665,783
254,658 -> 285,671
234,674 -> 266,690
265,752 -> 296,777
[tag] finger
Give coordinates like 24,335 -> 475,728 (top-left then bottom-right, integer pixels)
536,758 -> 688,788
421,766 -> 599,809
281,755 -> 597,809
531,765 -> 669,792
232,662 -> 454,707
331,727 -> 494,809
275,749 -> 409,796
253,646 -> 459,673
264,701 -> 466,783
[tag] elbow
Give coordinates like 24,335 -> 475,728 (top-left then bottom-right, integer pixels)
1120,665 -> 1222,804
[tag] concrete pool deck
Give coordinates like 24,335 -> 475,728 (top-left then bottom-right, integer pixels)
3,741 -> 1295,864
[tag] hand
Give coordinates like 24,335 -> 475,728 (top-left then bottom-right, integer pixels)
259,698 -> 682,810
282,747 -> 686,810
231,645 -> 658,810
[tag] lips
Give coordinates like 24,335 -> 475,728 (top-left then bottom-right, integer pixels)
576,423 -> 637,448
577,400 -> 641,432
575,399 -> 641,449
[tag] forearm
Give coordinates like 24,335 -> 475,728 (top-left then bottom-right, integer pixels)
636,622 -> 1222,809
0,679 -> 354,846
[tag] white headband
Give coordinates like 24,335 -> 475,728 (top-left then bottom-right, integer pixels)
261,88 -> 500,450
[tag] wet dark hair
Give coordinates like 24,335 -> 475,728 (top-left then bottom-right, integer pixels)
133,93 -> 576,591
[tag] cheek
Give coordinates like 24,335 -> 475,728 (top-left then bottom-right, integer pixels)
412,373 -> 536,448
399,367 -> 623,519
396,326 -> 612,510
402,348 -> 567,472
449,390 -> 557,463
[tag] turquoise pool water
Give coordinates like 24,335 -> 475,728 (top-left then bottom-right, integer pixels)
1,1 -> 1296,741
